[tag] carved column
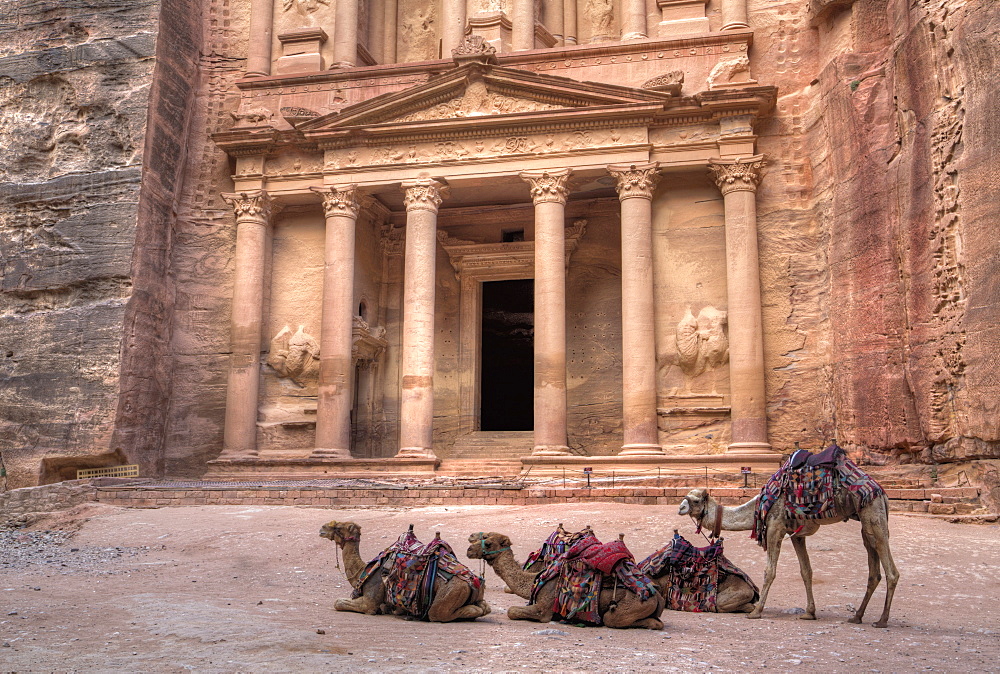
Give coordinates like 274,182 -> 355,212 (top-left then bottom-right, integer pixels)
396,179 -> 445,458
333,0 -> 360,68
609,163 -> 663,455
310,185 -> 360,458
709,156 -> 771,453
220,191 -> 272,457
442,0 -> 468,57
370,0 -> 386,65
720,0 -> 749,30
564,0 -> 578,45
521,169 -> 572,456
383,0 -> 398,63
513,0 -> 536,50
545,0 -> 565,45
622,0 -> 648,39
246,0 -> 275,76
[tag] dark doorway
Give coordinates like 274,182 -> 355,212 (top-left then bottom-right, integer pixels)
480,279 -> 534,431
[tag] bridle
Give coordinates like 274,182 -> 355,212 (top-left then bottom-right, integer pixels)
688,498 -> 724,542
473,532 -> 510,576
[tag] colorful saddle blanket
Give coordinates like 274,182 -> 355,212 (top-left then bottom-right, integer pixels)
523,529 -> 571,570
753,444 -> 885,549
530,532 -> 657,625
353,529 -> 482,618
638,534 -> 759,613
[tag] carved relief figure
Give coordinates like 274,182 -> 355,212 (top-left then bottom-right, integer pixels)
707,56 -> 750,89
282,0 -> 330,13
585,0 -> 615,41
267,325 -> 320,386
400,7 -> 437,62
469,0 -> 509,15
675,306 -> 729,377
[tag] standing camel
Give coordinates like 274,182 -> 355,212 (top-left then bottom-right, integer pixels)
319,521 -> 491,622
467,531 -> 664,629
678,487 -> 899,627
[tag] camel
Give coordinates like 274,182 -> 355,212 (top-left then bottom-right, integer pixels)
467,531 -> 665,629
678,486 -> 899,627
641,529 -> 758,613
319,521 -> 491,622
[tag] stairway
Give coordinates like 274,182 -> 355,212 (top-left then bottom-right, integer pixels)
447,431 -> 534,459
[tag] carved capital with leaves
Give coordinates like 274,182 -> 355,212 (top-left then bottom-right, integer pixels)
608,162 -> 660,200
311,184 -> 360,219
709,155 -> 766,195
401,179 -> 445,212
520,168 -> 572,205
222,190 -> 272,222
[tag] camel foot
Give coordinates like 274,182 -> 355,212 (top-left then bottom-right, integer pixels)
798,613 -> 817,621
508,606 -> 547,623
503,586 -> 515,594
746,612 -> 763,620
476,601 -> 492,617
873,620 -> 888,628
637,618 -> 664,630
847,616 -> 863,624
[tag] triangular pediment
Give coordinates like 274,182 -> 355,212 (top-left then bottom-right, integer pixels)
298,63 -> 675,135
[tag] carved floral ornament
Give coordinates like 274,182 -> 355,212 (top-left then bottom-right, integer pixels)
310,184 -> 360,218
608,162 -> 660,200
222,190 -> 271,220
708,155 -> 766,195
401,179 -> 445,212
520,169 -> 572,205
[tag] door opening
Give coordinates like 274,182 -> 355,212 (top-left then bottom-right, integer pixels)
480,279 -> 534,431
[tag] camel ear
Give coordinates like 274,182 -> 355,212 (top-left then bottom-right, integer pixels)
349,522 -> 361,536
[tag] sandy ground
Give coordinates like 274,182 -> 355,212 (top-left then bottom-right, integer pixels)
1,501 -> 998,673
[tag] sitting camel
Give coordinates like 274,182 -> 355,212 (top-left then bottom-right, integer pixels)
467,531 -> 664,629
640,529 -> 758,613
678,485 -> 899,627
319,521 -> 491,622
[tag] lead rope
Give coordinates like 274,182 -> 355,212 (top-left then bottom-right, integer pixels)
335,539 -> 341,570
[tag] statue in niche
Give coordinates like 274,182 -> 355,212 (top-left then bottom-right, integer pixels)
282,0 -> 330,14
267,325 -> 320,386
584,0 -> 614,41
400,7 -> 436,62
675,306 -> 729,377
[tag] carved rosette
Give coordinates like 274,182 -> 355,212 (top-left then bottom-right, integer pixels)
311,184 -> 360,219
222,190 -> 271,222
520,169 -> 572,205
608,162 -> 660,201
401,179 -> 445,212
709,155 -> 766,195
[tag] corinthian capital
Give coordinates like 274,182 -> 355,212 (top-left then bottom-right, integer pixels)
401,179 -> 445,212
311,184 -> 360,219
520,169 -> 572,205
222,190 -> 271,221
608,162 -> 660,200
708,155 -> 766,195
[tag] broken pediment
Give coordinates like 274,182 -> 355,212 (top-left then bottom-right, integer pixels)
297,63 -> 675,135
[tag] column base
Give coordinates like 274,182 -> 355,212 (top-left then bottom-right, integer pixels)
532,445 -> 572,456
621,31 -> 648,40
618,443 -> 664,456
395,447 -> 437,459
721,22 -> 750,30
310,447 -> 352,459
217,448 -> 259,460
726,441 -> 774,454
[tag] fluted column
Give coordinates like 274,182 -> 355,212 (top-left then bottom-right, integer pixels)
621,0 -> 648,40
545,0 -> 565,45
310,185 -> 360,458
220,191 -> 272,457
564,0 -> 578,44
720,0 -> 749,30
396,179 -> 445,458
709,156 -> 771,453
521,169 -> 572,456
442,0 -> 468,56
246,0 -> 275,76
383,0 -> 398,63
333,0 -> 360,68
513,0 -> 536,50
609,163 -> 663,456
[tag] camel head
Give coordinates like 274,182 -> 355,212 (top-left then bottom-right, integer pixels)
678,488 -> 712,520
319,520 -> 361,547
467,532 -> 512,562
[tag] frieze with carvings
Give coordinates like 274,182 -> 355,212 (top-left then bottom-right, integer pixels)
438,220 -> 587,277
322,127 -> 647,170
393,83 -> 563,123
264,154 -> 323,177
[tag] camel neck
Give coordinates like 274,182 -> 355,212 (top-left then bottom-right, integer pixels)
707,495 -> 757,532
339,539 -> 366,588
486,549 -> 537,600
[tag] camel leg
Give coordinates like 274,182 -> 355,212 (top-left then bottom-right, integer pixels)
868,511 -> 899,628
426,580 -> 490,622
508,584 -> 556,623
848,530 -> 880,625
748,524 -> 786,619
715,574 -> 757,613
790,535 -> 816,620
334,596 -> 381,615
602,595 -> 664,630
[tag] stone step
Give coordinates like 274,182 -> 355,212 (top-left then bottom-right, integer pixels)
449,432 -> 534,460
